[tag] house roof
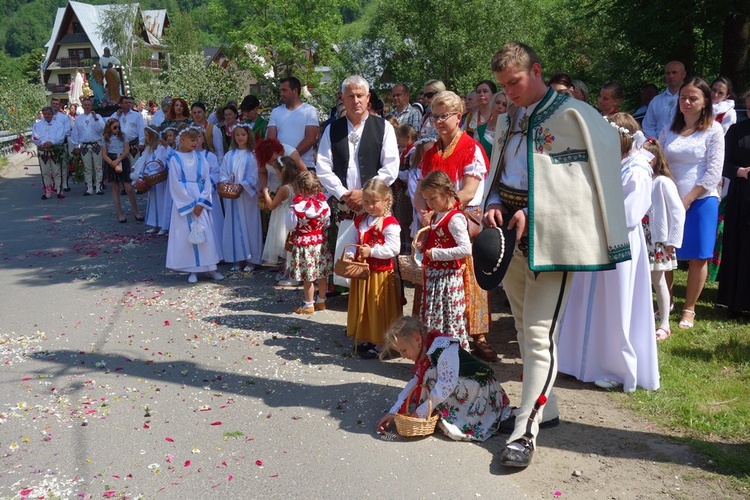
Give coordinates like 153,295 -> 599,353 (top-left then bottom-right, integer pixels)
42,1 -> 165,72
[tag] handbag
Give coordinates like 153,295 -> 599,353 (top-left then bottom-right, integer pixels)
463,206 -> 483,240
188,218 -> 207,245
398,226 -> 429,284
334,244 -> 370,280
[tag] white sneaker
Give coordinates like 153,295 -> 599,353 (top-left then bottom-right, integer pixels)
208,271 -> 224,281
146,228 -> 158,234
243,265 -> 256,272
230,264 -> 240,271
187,273 -> 198,284
277,279 -> 301,286
594,378 -> 620,389
157,229 -> 167,236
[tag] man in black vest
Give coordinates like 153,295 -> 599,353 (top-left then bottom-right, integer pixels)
316,75 -> 400,288
316,75 -> 399,211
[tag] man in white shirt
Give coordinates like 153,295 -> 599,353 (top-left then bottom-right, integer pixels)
117,96 -> 145,164
316,75 -> 399,213
51,98 -> 73,191
32,106 -> 67,199
267,77 -> 319,169
642,61 -> 687,138
71,97 -> 105,196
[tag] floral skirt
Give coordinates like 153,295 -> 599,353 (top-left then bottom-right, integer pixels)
346,269 -> 401,344
642,216 -> 677,271
421,267 -> 469,350
420,365 -> 512,442
290,242 -> 332,282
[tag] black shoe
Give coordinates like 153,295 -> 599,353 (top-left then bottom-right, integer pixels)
500,437 -> 534,468
357,348 -> 380,360
41,194 -> 49,200
63,187 -> 71,192
96,190 -> 105,195
57,192 -> 65,199
498,414 -> 560,434
121,189 -> 127,195
83,192 -> 91,197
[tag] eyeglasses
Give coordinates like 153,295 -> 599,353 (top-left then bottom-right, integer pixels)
111,126 -> 120,130
430,112 -> 458,124
423,91 -> 437,99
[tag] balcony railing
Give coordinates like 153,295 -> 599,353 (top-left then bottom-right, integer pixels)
46,83 -> 70,93
143,59 -> 161,69
55,57 -> 99,69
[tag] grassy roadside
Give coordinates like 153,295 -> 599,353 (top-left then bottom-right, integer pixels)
621,269 -> 750,485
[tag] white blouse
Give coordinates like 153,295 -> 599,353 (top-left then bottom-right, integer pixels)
429,211 -> 471,262
416,143 -> 488,207
660,121 -> 724,200
648,176 -> 685,248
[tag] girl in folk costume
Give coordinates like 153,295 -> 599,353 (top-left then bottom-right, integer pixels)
285,171 -> 332,314
219,124 -> 263,271
341,178 -> 402,359
165,127 -> 224,284
196,127 -> 224,262
417,170 -> 472,351
376,317 -> 512,442
102,118 -> 143,223
417,90 -> 494,362
260,156 -> 299,273
136,125 -> 168,234
641,139 -> 685,340
557,113 -> 658,392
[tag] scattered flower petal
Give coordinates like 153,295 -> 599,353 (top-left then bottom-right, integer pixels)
165,437 -> 174,442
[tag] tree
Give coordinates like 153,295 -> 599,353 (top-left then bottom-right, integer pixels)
131,52 -> 245,112
162,10 -> 202,58
0,76 -> 46,134
206,0 -> 353,87
97,2 -> 151,79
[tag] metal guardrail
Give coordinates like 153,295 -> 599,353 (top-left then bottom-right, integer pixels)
0,130 -> 33,157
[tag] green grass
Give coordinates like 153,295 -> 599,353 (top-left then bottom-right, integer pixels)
624,269 -> 750,483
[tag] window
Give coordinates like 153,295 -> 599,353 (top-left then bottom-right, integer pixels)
68,48 -> 91,59
58,74 -> 71,85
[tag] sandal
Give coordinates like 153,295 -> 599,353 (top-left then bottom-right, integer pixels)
678,309 -> 695,330
472,339 -> 498,362
655,327 -> 671,341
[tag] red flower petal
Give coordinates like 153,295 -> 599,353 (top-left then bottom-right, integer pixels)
255,460 -> 263,466
210,421 -> 222,426
103,490 -> 117,498
165,437 -> 174,442
228,474 -> 233,481
164,321 -> 170,326
184,460 -> 191,467
19,489 -> 33,496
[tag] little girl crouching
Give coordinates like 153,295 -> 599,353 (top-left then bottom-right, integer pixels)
377,317 -> 512,442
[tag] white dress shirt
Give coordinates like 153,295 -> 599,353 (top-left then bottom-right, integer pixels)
71,112 -> 105,145
642,89 -> 679,139
32,118 -> 66,147
119,109 -> 145,144
315,115 -> 399,200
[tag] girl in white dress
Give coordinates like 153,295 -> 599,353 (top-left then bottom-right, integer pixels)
137,125 -> 168,233
197,128 -> 224,262
641,139 -> 685,340
260,156 -> 299,268
219,124 -> 263,271
165,127 -> 224,284
557,113 -> 658,392
158,127 -> 178,236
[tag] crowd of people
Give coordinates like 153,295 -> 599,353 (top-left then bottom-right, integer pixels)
29,41 -> 750,469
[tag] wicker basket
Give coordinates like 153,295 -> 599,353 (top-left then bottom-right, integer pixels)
334,244 -> 370,280
393,385 -> 439,437
134,179 -> 150,193
143,169 -> 167,186
398,227 -> 428,284
217,181 -> 243,199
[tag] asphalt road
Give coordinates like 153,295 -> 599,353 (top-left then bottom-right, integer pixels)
0,153 -> 739,499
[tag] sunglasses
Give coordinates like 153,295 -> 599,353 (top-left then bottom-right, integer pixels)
423,91 -> 437,99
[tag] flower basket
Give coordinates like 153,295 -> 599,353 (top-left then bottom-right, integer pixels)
143,169 -> 167,186
398,227 -> 428,284
217,173 -> 243,199
393,385 -> 439,437
334,244 -> 370,280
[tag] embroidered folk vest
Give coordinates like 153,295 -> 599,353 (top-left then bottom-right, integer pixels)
330,116 -> 385,189
354,213 -> 399,271
423,209 -> 464,270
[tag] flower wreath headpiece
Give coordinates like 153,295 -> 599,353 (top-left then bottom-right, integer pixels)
603,116 -> 632,137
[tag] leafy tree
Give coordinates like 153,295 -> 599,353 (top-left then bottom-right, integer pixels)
0,76 -> 47,133
162,10 -> 202,58
206,0 -> 353,87
97,2 -> 151,77
4,0 -> 53,57
131,52 -> 245,112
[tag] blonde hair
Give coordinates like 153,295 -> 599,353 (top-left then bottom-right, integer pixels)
395,123 -> 417,142
424,79 -> 446,92
609,112 -> 640,157
362,178 -> 393,217
380,316 -> 426,359
642,139 -> 674,180
490,42 -> 540,73
420,170 -> 459,202
430,90 -> 463,115
295,170 -> 322,196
